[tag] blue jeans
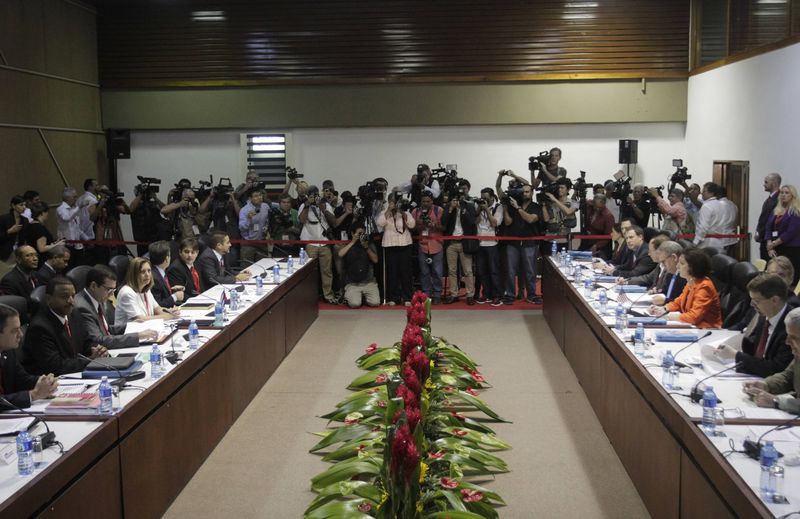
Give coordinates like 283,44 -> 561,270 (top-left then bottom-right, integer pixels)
505,243 -> 539,302
476,245 -> 502,299
418,249 -> 444,297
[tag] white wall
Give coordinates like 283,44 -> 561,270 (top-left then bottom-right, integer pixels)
685,42 -> 800,256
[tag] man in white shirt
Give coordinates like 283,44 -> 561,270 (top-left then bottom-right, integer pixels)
56,187 -> 90,266
475,188 -> 503,306
693,182 -> 738,253
299,187 -> 336,303
396,164 -> 441,206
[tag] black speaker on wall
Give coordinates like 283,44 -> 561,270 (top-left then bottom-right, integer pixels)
107,129 -> 131,159
618,139 -> 638,164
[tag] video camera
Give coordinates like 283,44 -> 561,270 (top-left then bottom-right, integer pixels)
212,177 -> 234,200
536,181 -> 563,205
134,176 -> 161,197
286,167 -> 304,180
429,163 -> 460,201
611,176 -> 632,204
573,171 -> 589,198
499,171 -> 525,206
669,159 -> 691,191
528,151 -> 551,173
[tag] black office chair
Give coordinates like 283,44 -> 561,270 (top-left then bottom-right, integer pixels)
0,295 -> 30,325
109,255 -> 131,287
699,246 -> 719,259
722,262 -> 760,328
677,239 -> 694,250
66,265 -> 93,291
711,254 -> 736,293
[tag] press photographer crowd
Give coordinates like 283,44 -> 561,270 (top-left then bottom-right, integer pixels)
1,149 -> 798,323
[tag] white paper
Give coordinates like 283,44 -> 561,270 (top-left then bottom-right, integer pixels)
0,417 -> 36,436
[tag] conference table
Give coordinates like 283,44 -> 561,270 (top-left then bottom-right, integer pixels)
543,256 -> 799,519
0,257 -> 319,518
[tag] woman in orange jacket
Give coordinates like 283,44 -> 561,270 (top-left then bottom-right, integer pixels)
649,248 -> 722,329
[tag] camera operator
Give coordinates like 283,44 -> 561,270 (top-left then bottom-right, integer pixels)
412,191 -> 444,304
338,222 -> 380,308
542,177 -> 578,244
651,187 -> 693,235
442,184 -> 478,305
161,188 -> 209,241
284,171 -> 309,209
270,193 -> 301,256
501,184 -> 543,305
234,170 -> 260,206
95,185 -> 131,261
129,178 -> 168,256
531,147 -> 567,189
619,184 -> 651,229
579,194 -> 614,259
322,180 -> 341,209
299,186 -> 337,303
376,191 -> 415,306
238,188 -> 270,264
495,169 -> 530,196
332,194 -> 356,301
474,188 -> 503,305
397,164 -> 441,207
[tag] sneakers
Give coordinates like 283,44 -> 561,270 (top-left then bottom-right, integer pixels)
526,296 -> 544,305
466,297 -> 475,306
490,298 -> 503,307
387,301 -> 396,306
443,296 -> 457,304
475,297 -> 488,304
502,299 -> 514,306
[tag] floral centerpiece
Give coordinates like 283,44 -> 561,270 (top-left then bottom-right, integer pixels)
305,291 -> 510,518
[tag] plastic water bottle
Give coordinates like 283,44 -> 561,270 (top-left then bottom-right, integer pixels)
583,278 -> 593,298
661,350 -> 675,389
551,241 -> 558,257
560,251 -> 567,268
701,386 -> 717,435
230,289 -> 239,311
273,264 -> 281,283
287,255 -> 294,273
213,301 -> 224,326
598,289 -> 608,315
634,323 -> 645,357
255,275 -> 264,296
188,320 -> 200,349
615,305 -> 627,333
759,441 -> 778,500
16,431 -> 34,476
99,376 -> 113,414
299,248 -> 307,265
150,345 -> 163,379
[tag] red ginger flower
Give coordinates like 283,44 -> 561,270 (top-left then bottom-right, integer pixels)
412,291 -> 428,305
461,489 -> 484,502
396,384 -> 419,410
405,406 -> 422,431
407,349 -> 430,383
401,324 -> 424,361
402,365 -> 423,396
407,306 -> 427,327
390,424 -> 420,484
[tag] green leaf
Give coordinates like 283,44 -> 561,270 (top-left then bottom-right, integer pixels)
310,458 -> 381,492
450,391 -> 510,423
309,424 -> 377,453
304,498 -> 375,519
424,512 -> 484,519
347,367 -> 397,390
357,348 -> 400,370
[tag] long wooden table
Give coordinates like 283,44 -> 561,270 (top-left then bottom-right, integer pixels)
0,260 -> 319,518
542,258 -> 771,519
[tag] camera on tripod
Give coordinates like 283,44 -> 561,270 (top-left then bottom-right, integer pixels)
286,167 -> 304,180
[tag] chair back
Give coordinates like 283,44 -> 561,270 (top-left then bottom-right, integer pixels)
109,255 -> 131,287
0,295 -> 29,325
65,265 -> 93,292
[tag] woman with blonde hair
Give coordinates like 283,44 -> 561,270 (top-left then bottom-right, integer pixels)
765,185 -> 800,285
115,257 -> 179,328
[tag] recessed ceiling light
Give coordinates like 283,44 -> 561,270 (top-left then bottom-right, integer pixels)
192,10 -> 226,22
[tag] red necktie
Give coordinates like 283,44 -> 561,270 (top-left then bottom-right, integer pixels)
64,319 -> 72,338
754,321 -> 770,359
30,276 -> 36,289
164,275 -> 172,292
191,267 -> 200,292
97,304 -> 110,335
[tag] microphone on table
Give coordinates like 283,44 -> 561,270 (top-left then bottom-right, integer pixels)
221,270 -> 247,292
77,353 -> 144,390
668,331 -> 713,369
689,362 -> 743,403
238,259 -> 268,278
743,414 -> 800,460
0,396 -> 57,448
628,310 -> 670,345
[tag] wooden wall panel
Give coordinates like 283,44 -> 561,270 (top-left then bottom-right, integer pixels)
97,0 -> 690,87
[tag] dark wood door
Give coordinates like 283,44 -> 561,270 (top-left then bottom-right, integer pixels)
712,161 -> 749,260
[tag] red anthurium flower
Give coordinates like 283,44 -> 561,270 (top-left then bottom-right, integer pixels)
367,387 -> 380,394
461,489 -> 484,502
358,502 -> 372,513
443,386 -> 456,393
451,411 -> 466,421
468,369 -> 485,382
429,450 -> 445,459
466,387 -> 479,397
365,343 -> 378,355
451,428 -> 468,437
377,400 -> 387,408
440,477 -> 459,489
375,373 -> 388,384
344,416 -> 359,425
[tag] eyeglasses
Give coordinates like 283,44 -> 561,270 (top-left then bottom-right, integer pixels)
102,285 -> 116,292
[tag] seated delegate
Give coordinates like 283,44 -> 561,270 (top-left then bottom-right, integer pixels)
115,257 -> 180,329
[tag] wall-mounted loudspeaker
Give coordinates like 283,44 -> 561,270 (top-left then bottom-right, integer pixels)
107,129 -> 131,159
618,139 -> 638,164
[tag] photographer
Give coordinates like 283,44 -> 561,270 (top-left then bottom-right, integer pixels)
161,188 -> 209,241
376,191 -> 415,306
238,189 -> 270,264
94,185 -> 131,261
542,178 -> 577,242
442,186 -> 477,305
129,178 -> 168,256
652,187 -> 693,235
234,170 -> 260,206
495,169 -> 530,196
299,186 -> 337,304
474,188 -> 503,305
412,191 -> 444,304
332,194 -> 356,300
502,184 -> 543,305
269,193 -> 301,256
531,147 -> 567,189
284,171 -> 309,209
619,184 -> 651,229
398,164 -> 441,206
338,222 -> 380,308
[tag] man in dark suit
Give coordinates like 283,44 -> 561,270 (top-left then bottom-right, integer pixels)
148,240 -> 184,308
441,180 -> 478,305
622,235 -> 668,287
716,273 -> 796,378
35,244 -> 70,285
602,225 -> 656,279
167,237 -> 201,299
75,267 -> 157,350
22,277 -> 106,376
0,304 -> 58,411
756,173 -> 781,261
196,232 -> 251,292
0,245 -> 39,301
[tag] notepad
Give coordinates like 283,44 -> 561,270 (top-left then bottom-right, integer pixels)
655,332 -> 702,342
